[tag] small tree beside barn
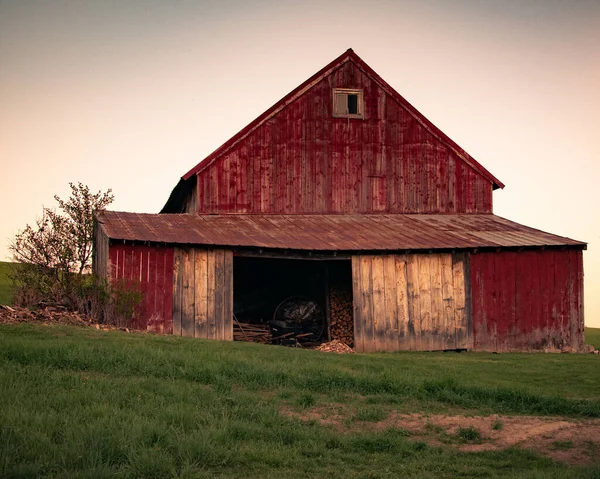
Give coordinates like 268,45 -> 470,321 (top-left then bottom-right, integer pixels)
95,49 -> 585,352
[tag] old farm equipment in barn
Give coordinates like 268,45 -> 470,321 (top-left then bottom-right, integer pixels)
270,296 -> 326,346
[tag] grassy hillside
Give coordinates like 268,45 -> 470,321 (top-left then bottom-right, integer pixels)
0,324 -> 599,478
586,327 -> 600,349
0,261 -> 14,305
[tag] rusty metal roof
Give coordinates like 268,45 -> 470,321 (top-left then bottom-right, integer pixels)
98,211 -> 585,251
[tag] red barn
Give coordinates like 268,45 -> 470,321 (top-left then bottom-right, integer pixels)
94,49 -> 585,352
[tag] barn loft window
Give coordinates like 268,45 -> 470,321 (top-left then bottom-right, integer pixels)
333,88 -> 364,119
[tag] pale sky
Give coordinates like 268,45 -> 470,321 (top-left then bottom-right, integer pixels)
1,0 -> 599,326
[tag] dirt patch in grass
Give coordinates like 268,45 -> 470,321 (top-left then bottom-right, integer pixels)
282,406 -> 600,466
284,405 -> 346,427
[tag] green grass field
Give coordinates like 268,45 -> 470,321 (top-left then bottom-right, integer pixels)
586,327 -> 600,349
1,324 -> 599,478
0,261 -> 14,305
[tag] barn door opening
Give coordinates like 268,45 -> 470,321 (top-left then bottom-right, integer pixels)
232,256 -> 353,348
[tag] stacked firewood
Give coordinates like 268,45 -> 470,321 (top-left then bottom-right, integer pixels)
233,320 -> 271,344
329,288 -> 354,347
315,340 -> 355,354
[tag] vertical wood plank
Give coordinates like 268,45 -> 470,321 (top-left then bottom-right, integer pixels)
172,248 -> 183,336
470,253 -> 485,351
181,248 -> 195,337
522,252 -> 535,351
485,251 -> 498,350
351,256 -> 365,353
447,156 -> 456,213
440,253 -> 455,350
576,250 -> 584,351
531,251 -> 543,349
406,254 -> 421,350
154,249 -> 166,333
206,249 -> 217,339
382,255 -> 398,351
147,248 -> 158,330
213,249 -> 225,340
513,252 -> 527,351
394,254 -> 410,350
453,254 -> 470,349
223,250 -> 234,341
138,247 -> 148,330
252,133 -> 261,213
430,254 -> 444,350
163,248 -> 174,335
371,255 -> 386,351
495,252 -> 511,353
417,254 -> 432,351
463,252 -> 473,350
194,249 -> 208,339
539,249 -> 552,349
360,256 -> 375,352
567,250 -> 579,350
108,245 -> 118,281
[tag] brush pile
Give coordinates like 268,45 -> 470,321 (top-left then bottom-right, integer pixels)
233,320 -> 271,344
329,288 -> 354,346
0,304 -> 92,326
315,340 -> 355,354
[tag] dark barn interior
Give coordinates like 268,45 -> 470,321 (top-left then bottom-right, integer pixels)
232,256 -> 353,347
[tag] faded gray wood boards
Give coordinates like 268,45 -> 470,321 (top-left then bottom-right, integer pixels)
173,247 -> 233,340
352,253 -> 471,352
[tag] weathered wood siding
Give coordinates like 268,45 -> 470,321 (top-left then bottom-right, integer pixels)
352,253 -> 471,352
470,249 -> 584,352
172,247 -> 233,340
194,59 -> 493,215
184,181 -> 198,214
109,243 -> 174,333
93,222 -> 110,280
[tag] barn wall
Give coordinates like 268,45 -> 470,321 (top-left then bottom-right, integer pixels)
195,60 -> 493,215
184,181 -> 198,214
109,243 -> 174,333
352,253 -> 471,352
93,224 -> 110,280
470,249 -> 585,352
172,247 -> 233,340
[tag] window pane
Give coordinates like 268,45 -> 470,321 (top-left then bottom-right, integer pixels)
347,94 -> 358,114
334,93 -> 347,114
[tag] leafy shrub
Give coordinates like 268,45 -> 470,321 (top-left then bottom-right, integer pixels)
7,183 -> 142,325
10,183 -> 113,310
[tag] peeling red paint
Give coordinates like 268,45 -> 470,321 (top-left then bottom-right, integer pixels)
109,243 -> 173,333
470,250 -> 584,352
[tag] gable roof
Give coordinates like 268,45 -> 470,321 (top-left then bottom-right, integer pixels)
99,211 -> 584,252
180,48 -> 504,189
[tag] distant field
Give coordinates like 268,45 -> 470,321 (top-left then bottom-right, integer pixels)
586,327 -> 600,349
0,261 -> 13,305
0,323 -> 599,478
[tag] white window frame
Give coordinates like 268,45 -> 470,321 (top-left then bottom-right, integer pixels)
332,88 -> 364,119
